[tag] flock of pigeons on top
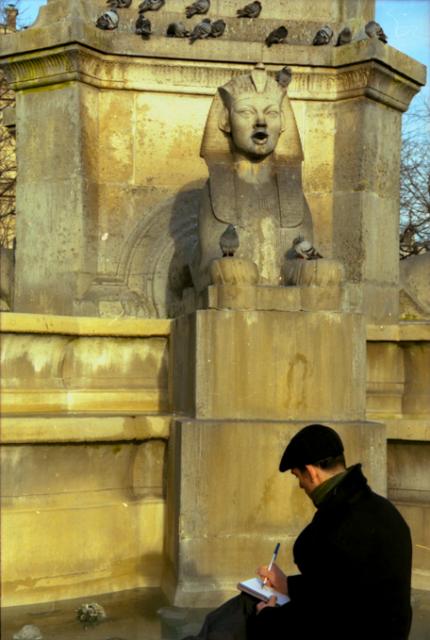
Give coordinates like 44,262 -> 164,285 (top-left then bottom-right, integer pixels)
96,1 -> 388,47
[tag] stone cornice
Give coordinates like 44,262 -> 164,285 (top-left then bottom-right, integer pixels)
0,311 -> 172,337
0,414 -> 171,444
367,322 -> 430,341
0,7 -> 425,81
0,42 -> 422,111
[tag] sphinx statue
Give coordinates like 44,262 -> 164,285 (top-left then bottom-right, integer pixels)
190,62 -> 314,293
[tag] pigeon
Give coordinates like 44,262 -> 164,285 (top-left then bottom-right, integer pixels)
210,19 -> 226,38
276,65 -> 292,88
96,10 -> 119,30
265,25 -> 288,47
76,603 -> 107,629
291,236 -> 323,260
189,18 -> 212,43
135,14 -> 152,38
365,20 -> 387,43
312,25 -> 333,45
185,0 -> 210,19
336,26 -> 352,46
106,0 -> 132,8
138,0 -> 165,12
236,1 -> 262,18
220,225 -> 239,257
166,21 -> 190,38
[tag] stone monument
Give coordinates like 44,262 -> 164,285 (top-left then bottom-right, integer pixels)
0,0 -> 428,615
191,62 -> 313,293
162,61 -> 381,605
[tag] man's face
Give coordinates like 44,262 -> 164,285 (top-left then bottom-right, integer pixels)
291,467 -> 315,497
229,95 -> 284,158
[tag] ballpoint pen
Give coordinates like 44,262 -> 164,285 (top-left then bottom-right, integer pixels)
262,542 -> 280,589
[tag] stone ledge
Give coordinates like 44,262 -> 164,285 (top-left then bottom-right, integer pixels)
389,489 -> 430,504
0,42 -> 423,113
0,4 -> 426,90
0,312 -> 172,337
384,418 -> 430,442
367,322 -> 430,342
0,389 -> 169,415
0,413 -> 171,443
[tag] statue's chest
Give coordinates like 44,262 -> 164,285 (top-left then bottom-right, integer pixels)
235,180 -> 280,225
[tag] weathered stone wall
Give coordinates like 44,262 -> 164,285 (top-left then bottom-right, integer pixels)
1,313 -> 430,605
367,323 -> 430,591
0,313 -> 171,606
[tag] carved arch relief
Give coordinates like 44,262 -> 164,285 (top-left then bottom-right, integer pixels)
117,190 -> 200,318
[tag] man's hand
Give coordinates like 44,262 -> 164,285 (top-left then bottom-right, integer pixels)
256,562 -> 288,595
256,595 -> 277,614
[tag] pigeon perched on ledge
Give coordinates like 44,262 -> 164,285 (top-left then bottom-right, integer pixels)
265,25 -> 288,47
167,22 -> 190,38
211,19 -> 226,38
290,236 -> 323,260
189,18 -> 212,43
106,0 -> 132,8
237,1 -> 262,18
365,20 -> 387,43
135,14 -> 152,38
336,26 -> 352,46
138,0 -> 165,11
313,25 -> 333,45
220,225 -> 239,257
186,0 -> 210,19
96,10 -> 119,30
276,65 -> 292,88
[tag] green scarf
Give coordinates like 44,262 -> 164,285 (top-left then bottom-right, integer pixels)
311,469 -> 349,508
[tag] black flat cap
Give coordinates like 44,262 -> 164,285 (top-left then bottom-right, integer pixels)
279,424 -> 344,472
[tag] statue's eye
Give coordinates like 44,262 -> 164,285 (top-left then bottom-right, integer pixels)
236,109 -> 254,116
266,110 -> 280,117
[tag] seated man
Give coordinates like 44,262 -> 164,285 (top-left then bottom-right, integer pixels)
183,424 -> 412,640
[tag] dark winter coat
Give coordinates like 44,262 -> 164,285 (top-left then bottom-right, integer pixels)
251,464 -> 412,640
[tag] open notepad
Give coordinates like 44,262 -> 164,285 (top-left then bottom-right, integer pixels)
237,577 -> 290,606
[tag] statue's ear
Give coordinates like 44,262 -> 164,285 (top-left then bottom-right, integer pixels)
218,107 -> 231,133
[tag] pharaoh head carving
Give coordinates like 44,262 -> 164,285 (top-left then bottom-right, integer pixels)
218,63 -> 286,159
200,63 -> 303,167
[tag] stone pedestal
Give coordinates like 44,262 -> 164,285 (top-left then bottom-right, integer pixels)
172,308 -> 366,421
163,417 -> 385,606
163,288 -> 386,605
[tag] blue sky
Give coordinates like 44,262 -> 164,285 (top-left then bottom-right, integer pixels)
11,0 -> 430,103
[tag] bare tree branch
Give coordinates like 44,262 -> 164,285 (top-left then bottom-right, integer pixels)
399,98 -> 430,258
0,1 -> 19,247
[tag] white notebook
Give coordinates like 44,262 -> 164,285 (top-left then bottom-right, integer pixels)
237,577 -> 290,606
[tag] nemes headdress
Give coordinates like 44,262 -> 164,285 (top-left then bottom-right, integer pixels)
200,63 -> 310,229
201,63 -> 303,165
218,62 -> 285,110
